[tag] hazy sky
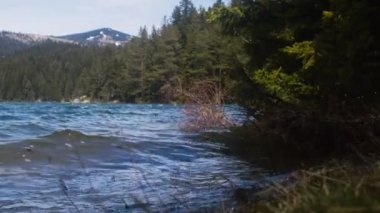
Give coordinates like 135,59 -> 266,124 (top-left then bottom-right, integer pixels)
0,0 -> 217,36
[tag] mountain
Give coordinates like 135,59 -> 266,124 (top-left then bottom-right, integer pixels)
0,28 -> 132,56
0,33 -> 29,56
0,31 -> 74,56
0,31 -> 74,45
58,28 -> 132,46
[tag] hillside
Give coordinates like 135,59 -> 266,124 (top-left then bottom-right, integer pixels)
0,28 -> 131,56
58,28 -> 132,46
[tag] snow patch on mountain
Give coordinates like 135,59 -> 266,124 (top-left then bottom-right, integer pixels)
58,28 -> 131,46
86,36 -> 95,41
0,28 -> 131,48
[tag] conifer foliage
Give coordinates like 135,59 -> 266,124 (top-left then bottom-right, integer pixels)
0,0 -> 243,102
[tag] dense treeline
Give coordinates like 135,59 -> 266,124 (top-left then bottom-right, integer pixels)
0,0 -> 247,103
0,43 -> 124,101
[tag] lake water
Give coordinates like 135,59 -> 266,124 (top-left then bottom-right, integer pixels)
0,103 -> 272,212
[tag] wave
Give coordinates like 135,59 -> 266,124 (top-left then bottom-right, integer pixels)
43,129 -> 107,140
0,129 -> 129,166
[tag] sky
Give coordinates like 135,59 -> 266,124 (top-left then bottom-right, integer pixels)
0,0 -> 217,36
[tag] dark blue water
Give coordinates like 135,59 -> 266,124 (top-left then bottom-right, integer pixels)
0,103 -> 268,212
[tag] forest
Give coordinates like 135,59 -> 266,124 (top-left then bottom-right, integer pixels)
0,0 -> 243,103
1,0 -> 380,211
2,0 -> 378,108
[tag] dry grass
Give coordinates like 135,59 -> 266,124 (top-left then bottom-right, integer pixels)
177,80 -> 234,131
244,160 -> 380,213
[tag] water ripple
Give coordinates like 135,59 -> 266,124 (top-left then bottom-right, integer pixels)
0,102 -> 268,212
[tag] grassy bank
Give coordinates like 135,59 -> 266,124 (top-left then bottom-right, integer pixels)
240,160 -> 380,213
